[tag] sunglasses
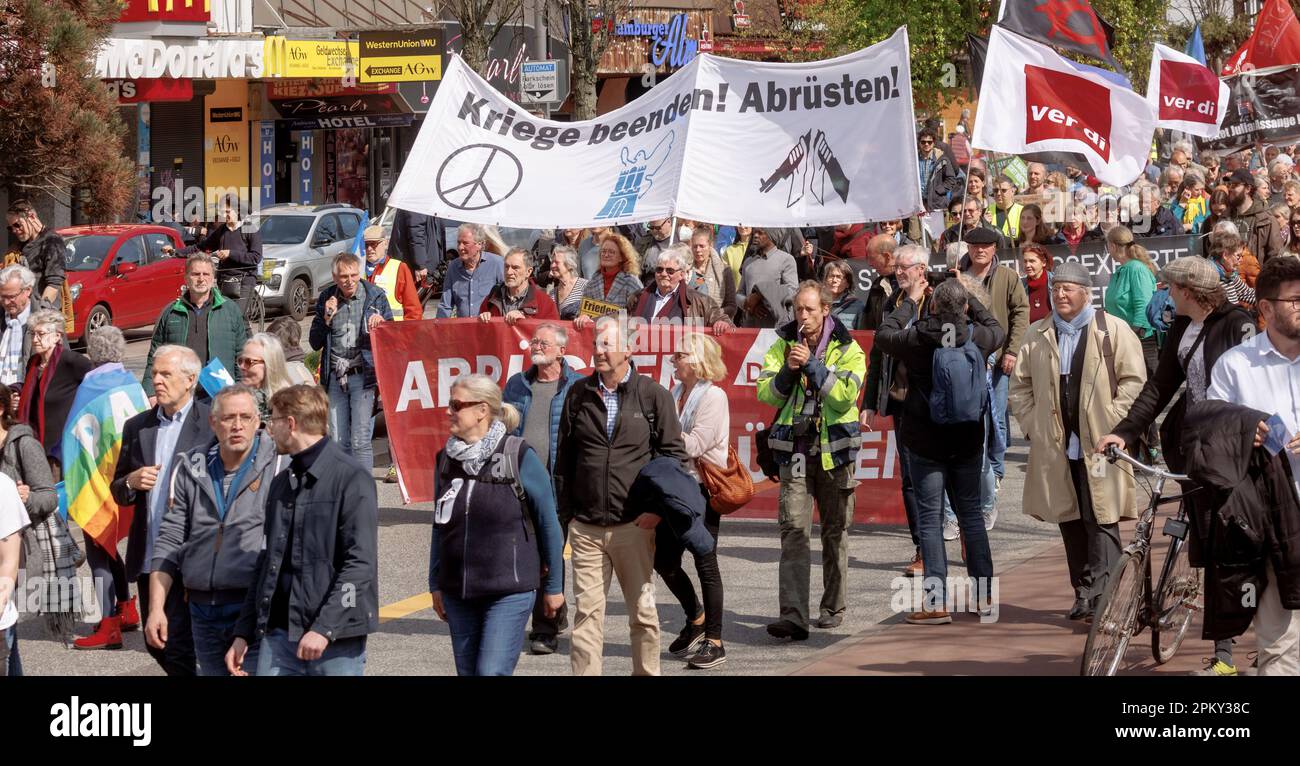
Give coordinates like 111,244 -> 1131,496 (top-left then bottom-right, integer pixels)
449,399 -> 484,412
919,139 -> 933,145
6,222 -> 22,233
655,266 -> 679,274
237,356 -> 264,367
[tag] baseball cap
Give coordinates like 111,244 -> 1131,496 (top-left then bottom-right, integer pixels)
1226,168 -> 1254,187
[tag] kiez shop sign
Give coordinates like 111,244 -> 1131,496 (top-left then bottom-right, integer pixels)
359,29 -> 444,83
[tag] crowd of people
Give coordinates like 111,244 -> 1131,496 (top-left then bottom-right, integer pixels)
3,125 -> 1300,679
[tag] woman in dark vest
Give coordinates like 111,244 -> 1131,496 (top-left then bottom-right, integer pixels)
428,374 -> 564,676
1096,256 -> 1255,677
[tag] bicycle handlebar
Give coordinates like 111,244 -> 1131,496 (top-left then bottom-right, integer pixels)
1104,445 -> 1190,482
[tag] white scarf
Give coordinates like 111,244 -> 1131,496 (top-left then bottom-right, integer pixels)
673,379 -> 712,433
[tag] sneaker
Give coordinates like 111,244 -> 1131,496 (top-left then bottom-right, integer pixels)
384,465 -> 399,483
687,642 -> 727,669
528,635 -> 558,655
905,609 -> 952,625
765,619 -> 810,641
903,551 -> 923,577
1192,658 -> 1238,676
669,620 -> 707,657
984,505 -> 998,532
943,518 -> 960,541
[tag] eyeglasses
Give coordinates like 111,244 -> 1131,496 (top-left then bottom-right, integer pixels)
449,399 -> 485,412
219,413 -> 258,425
6,222 -> 22,233
31,328 -> 59,339
1265,295 -> 1300,310
529,339 -> 556,349
995,187 -> 1013,195
237,356 -> 264,368
655,267 -> 679,274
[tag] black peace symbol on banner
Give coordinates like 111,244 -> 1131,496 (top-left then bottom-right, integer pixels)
435,144 -> 524,211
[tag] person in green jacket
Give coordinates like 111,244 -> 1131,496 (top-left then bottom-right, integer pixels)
142,254 -> 248,401
756,280 -> 866,640
1103,225 -> 1159,455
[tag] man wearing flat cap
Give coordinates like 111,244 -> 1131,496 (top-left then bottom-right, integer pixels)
959,225 -> 1029,528
1009,261 -> 1147,622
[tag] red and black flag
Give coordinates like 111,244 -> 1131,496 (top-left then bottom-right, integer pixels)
997,0 -> 1120,72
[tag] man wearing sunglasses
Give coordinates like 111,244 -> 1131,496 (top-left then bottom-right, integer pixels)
986,175 -> 1024,241
627,246 -> 732,335
919,128 -> 963,214
5,199 -> 69,325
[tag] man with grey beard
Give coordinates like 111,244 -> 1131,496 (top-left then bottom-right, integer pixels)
503,322 -> 584,655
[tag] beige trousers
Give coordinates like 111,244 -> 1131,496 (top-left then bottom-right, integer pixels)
569,520 -> 661,676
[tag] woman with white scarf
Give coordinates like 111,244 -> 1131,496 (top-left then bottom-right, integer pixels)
657,332 -> 730,669
688,227 -> 738,321
1010,262 -> 1145,623
427,374 -> 564,676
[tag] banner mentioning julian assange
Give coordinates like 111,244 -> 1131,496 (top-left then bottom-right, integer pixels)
386,27 -> 920,229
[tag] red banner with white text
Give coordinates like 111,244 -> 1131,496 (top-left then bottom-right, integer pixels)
372,319 -> 906,524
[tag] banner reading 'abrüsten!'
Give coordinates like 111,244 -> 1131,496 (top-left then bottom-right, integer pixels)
372,319 -> 906,525
386,27 -> 921,229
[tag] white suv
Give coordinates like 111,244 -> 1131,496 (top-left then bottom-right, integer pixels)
251,203 -> 365,320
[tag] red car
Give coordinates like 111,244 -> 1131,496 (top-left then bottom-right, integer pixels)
61,225 -> 187,342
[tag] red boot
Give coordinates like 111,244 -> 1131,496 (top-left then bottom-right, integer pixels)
118,597 -> 140,632
74,617 -> 124,650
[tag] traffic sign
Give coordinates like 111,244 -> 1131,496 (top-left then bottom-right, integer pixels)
521,60 -> 559,104
359,29 -> 443,83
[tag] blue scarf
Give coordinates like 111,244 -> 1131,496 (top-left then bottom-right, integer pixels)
1052,305 -> 1095,375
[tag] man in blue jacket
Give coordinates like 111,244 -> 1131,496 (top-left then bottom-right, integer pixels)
503,321 -> 583,655
309,253 -> 393,473
437,223 -> 503,318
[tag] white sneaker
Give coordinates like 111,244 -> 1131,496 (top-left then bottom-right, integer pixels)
942,518 -> 960,541
984,506 -> 998,531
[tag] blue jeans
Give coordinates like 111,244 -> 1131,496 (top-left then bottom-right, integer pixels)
988,366 -> 1010,480
327,376 -> 376,472
256,629 -> 367,676
442,590 -> 536,676
190,601 -> 258,676
907,450 -> 994,607
2,625 -> 17,676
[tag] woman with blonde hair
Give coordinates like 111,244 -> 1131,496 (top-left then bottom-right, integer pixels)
658,332 -> 731,669
427,373 -> 564,676
575,233 -> 643,329
1104,225 -> 1159,455
238,333 -> 294,421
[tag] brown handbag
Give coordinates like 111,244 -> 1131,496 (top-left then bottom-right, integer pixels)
697,444 -> 755,515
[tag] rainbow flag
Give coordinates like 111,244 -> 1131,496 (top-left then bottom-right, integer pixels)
61,364 -> 148,556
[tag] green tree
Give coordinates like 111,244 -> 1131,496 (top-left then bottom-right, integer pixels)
0,0 -> 134,221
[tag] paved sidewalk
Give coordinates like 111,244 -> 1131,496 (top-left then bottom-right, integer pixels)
787,513 -> 1251,676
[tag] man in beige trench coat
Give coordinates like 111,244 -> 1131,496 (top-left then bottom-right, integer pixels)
1009,262 -> 1147,622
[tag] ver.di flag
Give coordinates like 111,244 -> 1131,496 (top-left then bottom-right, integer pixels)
61,364 -> 148,555
1146,43 -> 1229,139
971,26 -> 1155,188
387,28 -> 920,229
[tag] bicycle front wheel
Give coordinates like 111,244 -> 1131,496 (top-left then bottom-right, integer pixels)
1151,536 -> 1200,665
1082,551 -> 1146,677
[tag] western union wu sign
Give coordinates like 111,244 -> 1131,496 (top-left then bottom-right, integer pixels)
359,29 -> 444,83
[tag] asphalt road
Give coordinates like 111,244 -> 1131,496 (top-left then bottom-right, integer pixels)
13,320 -> 1060,676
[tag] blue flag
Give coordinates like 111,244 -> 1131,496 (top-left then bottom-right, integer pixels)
199,357 -> 236,398
1185,25 -> 1206,65
351,211 -> 370,258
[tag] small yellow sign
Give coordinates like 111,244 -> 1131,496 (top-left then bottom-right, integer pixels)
579,297 -> 623,319
359,29 -> 443,83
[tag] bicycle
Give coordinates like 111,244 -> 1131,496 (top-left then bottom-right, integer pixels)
214,260 -> 266,334
1080,446 -> 1203,676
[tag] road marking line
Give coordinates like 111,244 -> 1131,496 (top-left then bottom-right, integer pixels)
379,593 -> 433,623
